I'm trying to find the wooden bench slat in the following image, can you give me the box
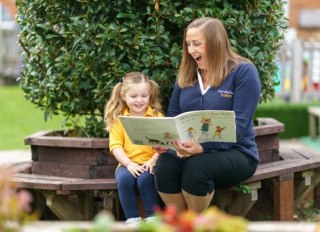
[12,173,83,190]
[11,173,117,191]
[280,145,320,160]
[12,177,62,190]
[13,173,82,181]
[245,158,320,183]
[62,179,117,191]
[293,147,320,159]
[3,161,32,174]
[12,159,320,191]
[279,146,307,160]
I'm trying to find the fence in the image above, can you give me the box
[0,21,22,84]
[276,39,320,102]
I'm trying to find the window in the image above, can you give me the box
[0,3,12,22]
[0,3,15,29]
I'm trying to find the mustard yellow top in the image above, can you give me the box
[109,106,163,165]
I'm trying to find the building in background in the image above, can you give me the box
[0,1,21,84]
[276,0,320,102]
[1,0,16,19]
[289,0,320,42]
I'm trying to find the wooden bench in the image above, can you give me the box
[10,144,320,222]
[12,172,120,221]
[213,145,320,221]
[308,106,320,139]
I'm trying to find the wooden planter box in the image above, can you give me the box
[25,130,117,179]
[254,118,285,164]
[25,117,284,179]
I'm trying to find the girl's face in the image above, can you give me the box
[122,82,150,116]
[186,27,207,70]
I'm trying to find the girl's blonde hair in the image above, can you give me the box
[178,17,250,88]
[104,72,162,130]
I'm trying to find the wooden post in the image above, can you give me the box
[78,191,94,220]
[211,182,261,217]
[227,181,261,216]
[294,170,320,208]
[313,169,320,207]
[306,39,316,100]
[100,190,121,221]
[291,39,303,103]
[273,173,294,221]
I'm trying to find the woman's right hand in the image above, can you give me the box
[172,140,204,157]
[152,146,168,154]
[126,162,145,178]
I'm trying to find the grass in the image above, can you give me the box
[0,85,65,150]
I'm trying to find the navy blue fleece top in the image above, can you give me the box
[167,62,261,162]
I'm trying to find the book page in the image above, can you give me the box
[175,110,236,143]
[119,116,179,149]
[119,110,236,150]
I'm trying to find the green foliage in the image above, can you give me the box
[255,101,320,138]
[15,0,287,137]
[236,184,252,194]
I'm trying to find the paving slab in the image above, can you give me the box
[0,149,31,165]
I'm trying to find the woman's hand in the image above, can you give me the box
[152,146,168,154]
[126,162,145,178]
[172,140,204,158]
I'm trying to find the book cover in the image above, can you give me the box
[119,110,236,149]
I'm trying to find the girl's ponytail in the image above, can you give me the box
[104,82,125,130]
[149,80,162,115]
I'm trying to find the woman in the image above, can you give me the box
[154,17,261,213]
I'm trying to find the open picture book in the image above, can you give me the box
[119,110,236,150]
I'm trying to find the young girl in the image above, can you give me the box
[104,72,163,223]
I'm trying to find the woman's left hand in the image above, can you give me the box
[172,140,204,158]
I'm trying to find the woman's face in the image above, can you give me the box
[186,27,207,70]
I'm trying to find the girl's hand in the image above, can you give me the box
[126,162,145,178]
[112,148,145,177]
[172,140,204,158]
[142,153,159,174]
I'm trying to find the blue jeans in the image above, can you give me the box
[115,165,159,219]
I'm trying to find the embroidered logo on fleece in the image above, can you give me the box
[218,89,234,98]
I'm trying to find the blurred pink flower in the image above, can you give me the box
[17,190,33,213]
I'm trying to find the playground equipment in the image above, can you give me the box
[276,39,320,102]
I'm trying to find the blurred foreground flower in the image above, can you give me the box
[0,166,37,231]
[139,204,248,232]
[65,204,247,232]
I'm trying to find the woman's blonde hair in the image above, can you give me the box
[104,72,162,130]
[178,17,250,88]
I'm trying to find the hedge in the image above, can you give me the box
[16,0,287,137]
